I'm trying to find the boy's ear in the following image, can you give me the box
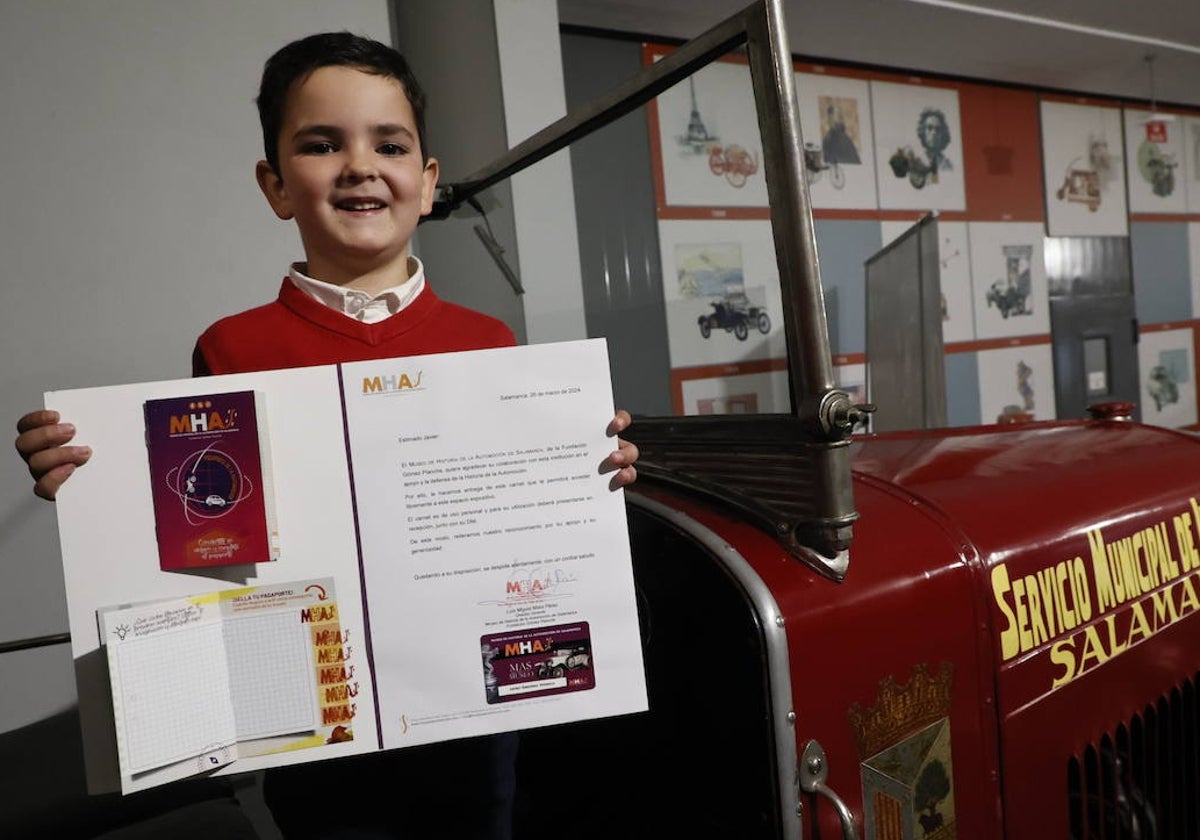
[419,157,440,217]
[256,160,294,220]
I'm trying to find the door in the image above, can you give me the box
[1049,294,1140,421]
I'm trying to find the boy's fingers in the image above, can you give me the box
[608,465,638,491]
[600,439,638,469]
[14,421,77,460]
[606,410,632,437]
[25,445,92,481]
[16,409,59,435]
[34,464,78,502]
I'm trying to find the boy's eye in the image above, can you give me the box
[301,141,337,155]
[378,143,407,156]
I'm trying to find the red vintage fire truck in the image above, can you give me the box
[454,1,1200,838]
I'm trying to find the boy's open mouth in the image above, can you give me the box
[334,197,388,211]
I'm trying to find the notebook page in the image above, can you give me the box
[100,597,238,777]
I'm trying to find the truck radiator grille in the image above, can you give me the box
[1068,674,1200,839]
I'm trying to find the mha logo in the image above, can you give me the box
[362,371,424,395]
[504,637,554,656]
[169,400,238,435]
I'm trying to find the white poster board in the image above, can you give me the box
[47,340,647,794]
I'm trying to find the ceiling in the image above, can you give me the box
[558,0,1200,110]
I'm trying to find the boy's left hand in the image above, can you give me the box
[602,410,639,491]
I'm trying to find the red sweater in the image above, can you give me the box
[193,279,517,375]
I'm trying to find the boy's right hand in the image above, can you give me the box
[14,410,92,501]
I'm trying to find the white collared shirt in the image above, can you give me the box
[289,258,426,324]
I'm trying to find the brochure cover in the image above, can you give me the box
[143,390,279,570]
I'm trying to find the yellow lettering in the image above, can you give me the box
[1050,639,1077,689]
[1152,585,1180,626]
[1072,557,1092,622]
[1013,578,1034,653]
[1024,575,1048,645]
[1037,566,1060,637]
[1174,513,1197,574]
[1126,601,1153,645]
[1089,529,1116,613]
[1102,613,1128,657]
[991,564,1021,660]
[1078,625,1110,672]
[1191,498,1200,560]
[1156,521,1177,583]
[1113,538,1136,601]
[1056,563,1077,630]
[1180,575,1200,615]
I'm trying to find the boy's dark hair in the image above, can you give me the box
[257,32,428,174]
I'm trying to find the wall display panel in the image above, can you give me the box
[795,72,879,209]
[1124,109,1188,214]
[958,84,1045,221]
[1186,116,1200,214]
[651,55,768,207]
[945,351,982,427]
[1190,223,1200,318]
[976,342,1057,423]
[881,219,974,343]
[1138,327,1197,428]
[968,222,1050,340]
[1041,100,1128,235]
[679,368,789,415]
[1130,221,1192,324]
[657,219,787,368]
[871,81,966,211]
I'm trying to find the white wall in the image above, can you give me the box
[0,0,393,734]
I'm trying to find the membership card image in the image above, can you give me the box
[482,622,595,704]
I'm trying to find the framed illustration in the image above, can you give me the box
[1185,116,1200,214]
[968,222,1050,340]
[1124,108,1188,214]
[976,342,1057,424]
[880,219,974,343]
[1041,100,1128,236]
[652,57,768,208]
[871,81,966,211]
[1138,327,1197,428]
[795,72,879,210]
[657,218,787,368]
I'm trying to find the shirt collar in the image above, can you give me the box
[288,258,426,324]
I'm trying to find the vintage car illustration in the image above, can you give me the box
[698,289,772,341]
[536,646,591,678]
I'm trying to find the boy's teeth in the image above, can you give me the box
[339,199,384,210]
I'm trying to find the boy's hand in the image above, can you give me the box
[14,410,92,501]
[601,410,639,491]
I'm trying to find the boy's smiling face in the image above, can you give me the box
[256,65,438,290]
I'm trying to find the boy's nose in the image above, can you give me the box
[340,156,378,183]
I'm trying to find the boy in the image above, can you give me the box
[16,32,637,839]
